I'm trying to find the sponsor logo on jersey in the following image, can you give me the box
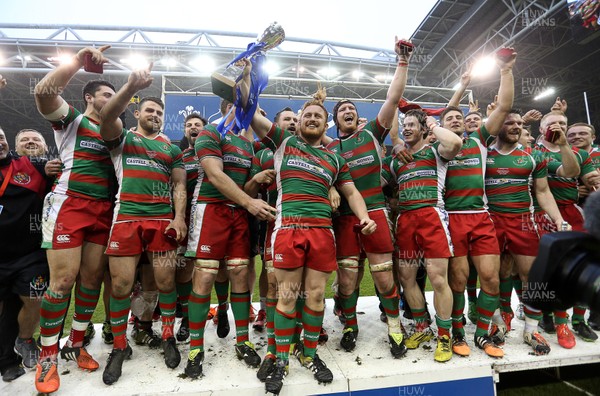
[80,139,107,152]
[405,162,417,169]
[275,254,283,261]
[487,158,495,164]
[184,162,198,171]
[341,151,353,159]
[109,241,120,249]
[397,170,435,183]
[223,155,251,168]
[200,245,211,253]
[497,168,510,175]
[485,178,523,185]
[13,172,31,185]
[286,158,332,183]
[147,150,158,159]
[448,158,480,167]
[126,157,169,173]
[56,234,71,243]
[347,155,375,168]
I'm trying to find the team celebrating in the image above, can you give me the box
[0,34,599,395]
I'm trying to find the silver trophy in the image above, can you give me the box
[211,22,285,103]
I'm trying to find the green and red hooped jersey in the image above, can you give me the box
[250,148,277,207]
[386,144,448,212]
[262,125,354,229]
[108,130,183,221]
[444,125,494,212]
[588,147,600,170]
[193,125,254,206]
[535,143,596,206]
[327,118,388,215]
[49,104,114,200]
[485,145,547,215]
[182,146,198,205]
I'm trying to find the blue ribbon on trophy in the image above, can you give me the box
[211,22,285,136]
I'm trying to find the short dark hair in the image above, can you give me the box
[184,112,208,126]
[465,111,482,119]
[139,96,164,110]
[568,122,596,137]
[440,106,463,122]
[220,99,232,116]
[274,107,293,123]
[82,80,115,102]
[508,108,523,116]
[405,109,429,139]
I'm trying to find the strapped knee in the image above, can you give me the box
[194,259,220,274]
[226,258,249,271]
[338,257,359,272]
[264,260,274,274]
[370,260,393,273]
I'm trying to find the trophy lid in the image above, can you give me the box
[258,22,285,51]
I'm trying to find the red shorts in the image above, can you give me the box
[264,221,275,262]
[447,212,500,257]
[395,206,454,260]
[105,219,177,256]
[490,212,539,256]
[42,193,112,249]
[186,203,249,260]
[333,209,394,258]
[271,227,337,272]
[559,204,584,231]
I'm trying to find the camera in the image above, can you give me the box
[526,231,600,311]
[526,191,600,311]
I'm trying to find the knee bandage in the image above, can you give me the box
[370,260,393,273]
[226,258,249,271]
[194,259,220,274]
[338,257,360,273]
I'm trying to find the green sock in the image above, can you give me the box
[110,293,132,350]
[499,276,513,313]
[214,280,229,311]
[292,297,305,344]
[302,304,324,359]
[231,291,250,344]
[176,281,193,319]
[474,289,499,337]
[70,285,100,347]
[451,291,465,337]
[340,289,359,331]
[159,289,177,340]
[436,315,452,338]
[188,292,210,352]
[378,285,399,321]
[266,298,277,355]
[274,308,296,362]
[40,289,70,358]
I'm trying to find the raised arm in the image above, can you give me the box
[237,59,273,139]
[35,45,110,115]
[553,131,580,178]
[484,49,516,135]
[100,64,154,141]
[378,37,413,128]
[426,116,462,160]
[448,65,472,108]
